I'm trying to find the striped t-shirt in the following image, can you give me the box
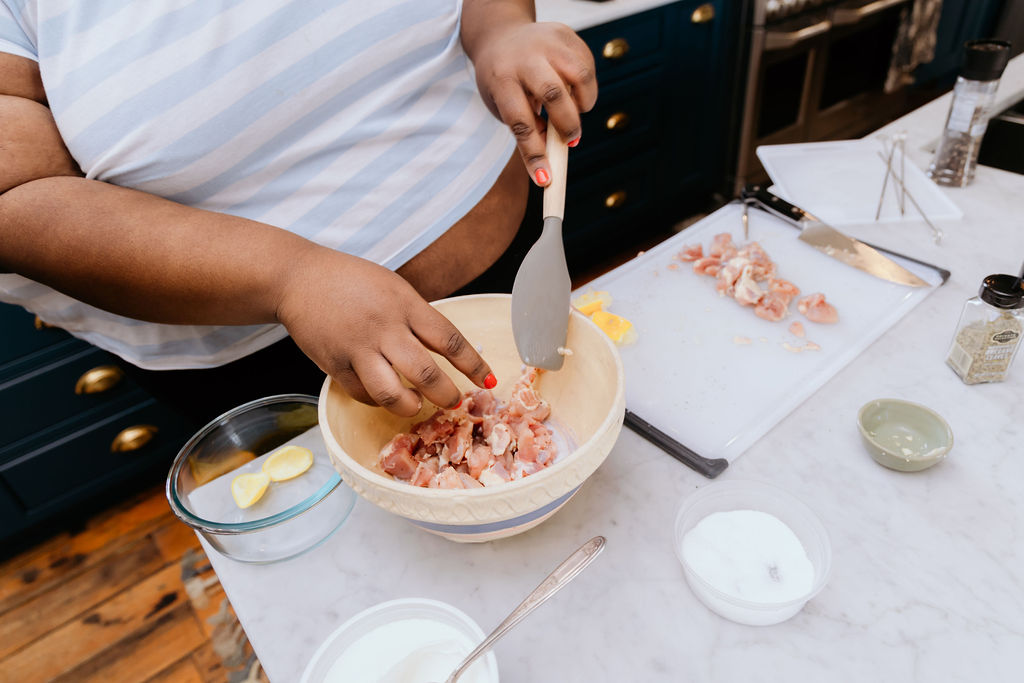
[0,0,516,369]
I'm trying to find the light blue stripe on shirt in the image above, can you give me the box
[67,0,363,158]
[165,39,453,207]
[44,0,248,103]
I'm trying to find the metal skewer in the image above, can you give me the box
[897,132,907,216]
[875,136,897,221]
[875,150,943,244]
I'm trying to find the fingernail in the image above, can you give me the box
[484,373,497,389]
[453,399,462,410]
[534,168,550,186]
[568,136,581,148]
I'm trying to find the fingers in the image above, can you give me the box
[350,354,423,417]
[383,333,463,410]
[489,74,549,187]
[408,305,493,390]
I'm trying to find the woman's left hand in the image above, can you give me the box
[463,12,597,187]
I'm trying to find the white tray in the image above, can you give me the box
[757,140,963,226]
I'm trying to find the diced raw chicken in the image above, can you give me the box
[769,278,800,303]
[733,265,764,306]
[797,293,839,323]
[754,291,789,322]
[678,244,704,261]
[708,233,733,258]
[692,256,721,276]
[379,433,420,481]
[378,367,558,489]
[789,321,806,338]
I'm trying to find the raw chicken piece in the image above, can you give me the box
[769,278,800,303]
[754,291,789,322]
[733,264,764,306]
[410,457,440,487]
[789,321,806,338]
[708,233,734,258]
[692,256,722,276]
[715,256,750,295]
[379,433,420,481]
[430,466,465,489]
[678,244,704,261]
[797,293,839,323]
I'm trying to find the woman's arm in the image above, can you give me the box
[461,0,598,187]
[0,54,491,417]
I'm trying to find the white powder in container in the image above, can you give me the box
[324,618,489,683]
[681,509,814,605]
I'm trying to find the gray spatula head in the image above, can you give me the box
[511,216,571,370]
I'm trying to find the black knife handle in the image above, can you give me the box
[740,184,809,224]
[624,410,729,479]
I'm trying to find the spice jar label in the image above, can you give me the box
[992,329,1020,344]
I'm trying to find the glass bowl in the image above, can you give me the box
[673,480,832,626]
[166,394,356,564]
[301,598,499,683]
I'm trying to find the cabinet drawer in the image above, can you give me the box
[574,73,662,171]
[1,396,194,512]
[564,151,659,242]
[0,302,72,367]
[0,347,141,449]
[580,7,668,84]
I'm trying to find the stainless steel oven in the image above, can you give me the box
[734,0,914,190]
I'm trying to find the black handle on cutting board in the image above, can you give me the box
[740,184,810,223]
[624,410,729,479]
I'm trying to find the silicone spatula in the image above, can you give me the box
[511,127,570,371]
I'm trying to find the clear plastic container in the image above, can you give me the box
[674,480,832,626]
[928,40,1011,187]
[946,274,1024,385]
[166,394,356,564]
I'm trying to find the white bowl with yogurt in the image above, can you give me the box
[674,480,832,626]
[301,598,499,683]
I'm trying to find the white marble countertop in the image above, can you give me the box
[201,56,1024,682]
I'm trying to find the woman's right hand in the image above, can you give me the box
[275,245,493,417]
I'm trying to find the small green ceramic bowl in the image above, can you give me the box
[857,399,954,472]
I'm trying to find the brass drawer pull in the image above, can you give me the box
[75,365,125,395]
[691,3,715,24]
[604,191,628,209]
[602,38,630,61]
[111,425,158,453]
[34,316,54,330]
[605,112,631,131]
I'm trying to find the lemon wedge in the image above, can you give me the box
[262,445,314,482]
[231,471,270,509]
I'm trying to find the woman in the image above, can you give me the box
[0,0,597,422]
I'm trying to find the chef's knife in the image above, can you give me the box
[740,184,930,288]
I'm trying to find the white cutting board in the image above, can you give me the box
[577,203,945,465]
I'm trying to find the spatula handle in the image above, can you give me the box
[542,127,569,220]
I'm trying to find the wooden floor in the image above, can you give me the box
[0,485,264,683]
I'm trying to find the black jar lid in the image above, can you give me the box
[979,274,1024,309]
[961,40,1012,82]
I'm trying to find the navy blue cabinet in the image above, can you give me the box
[914,0,1006,86]
[564,1,742,268]
[0,302,198,546]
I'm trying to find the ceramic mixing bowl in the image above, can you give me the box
[319,293,625,542]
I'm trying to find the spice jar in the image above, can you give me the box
[946,274,1024,384]
[927,40,1011,187]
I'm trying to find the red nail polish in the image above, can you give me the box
[568,136,581,148]
[534,168,550,185]
[453,399,462,410]
[484,373,497,389]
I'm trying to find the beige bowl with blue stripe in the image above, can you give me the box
[318,293,625,542]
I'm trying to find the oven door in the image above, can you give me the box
[808,0,912,139]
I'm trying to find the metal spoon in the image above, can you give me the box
[436,536,606,683]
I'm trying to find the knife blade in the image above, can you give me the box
[740,184,930,288]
